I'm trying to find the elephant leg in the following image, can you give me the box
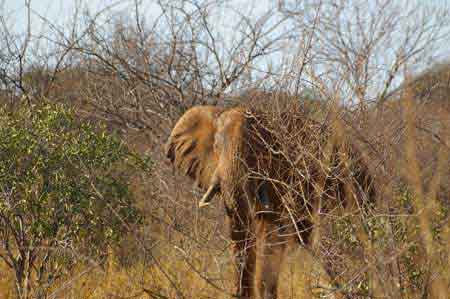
[228,211,256,299]
[254,216,286,299]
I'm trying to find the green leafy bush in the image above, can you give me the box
[0,100,149,299]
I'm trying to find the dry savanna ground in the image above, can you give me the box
[1,247,335,298]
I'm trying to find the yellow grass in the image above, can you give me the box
[0,247,336,299]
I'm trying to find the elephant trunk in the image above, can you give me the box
[221,132,248,210]
[198,110,248,208]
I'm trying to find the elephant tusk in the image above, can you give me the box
[198,183,220,208]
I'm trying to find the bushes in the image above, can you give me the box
[0,100,149,299]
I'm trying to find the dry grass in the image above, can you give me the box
[1,247,335,299]
[0,261,14,299]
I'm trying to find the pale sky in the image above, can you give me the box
[2,0,274,34]
[4,0,450,30]
[3,0,162,34]
[2,0,450,76]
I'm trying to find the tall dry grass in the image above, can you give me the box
[1,247,337,299]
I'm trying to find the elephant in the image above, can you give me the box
[165,105,376,299]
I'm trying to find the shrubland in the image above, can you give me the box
[0,0,449,298]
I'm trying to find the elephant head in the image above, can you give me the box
[165,106,276,210]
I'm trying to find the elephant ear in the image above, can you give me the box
[165,106,224,189]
